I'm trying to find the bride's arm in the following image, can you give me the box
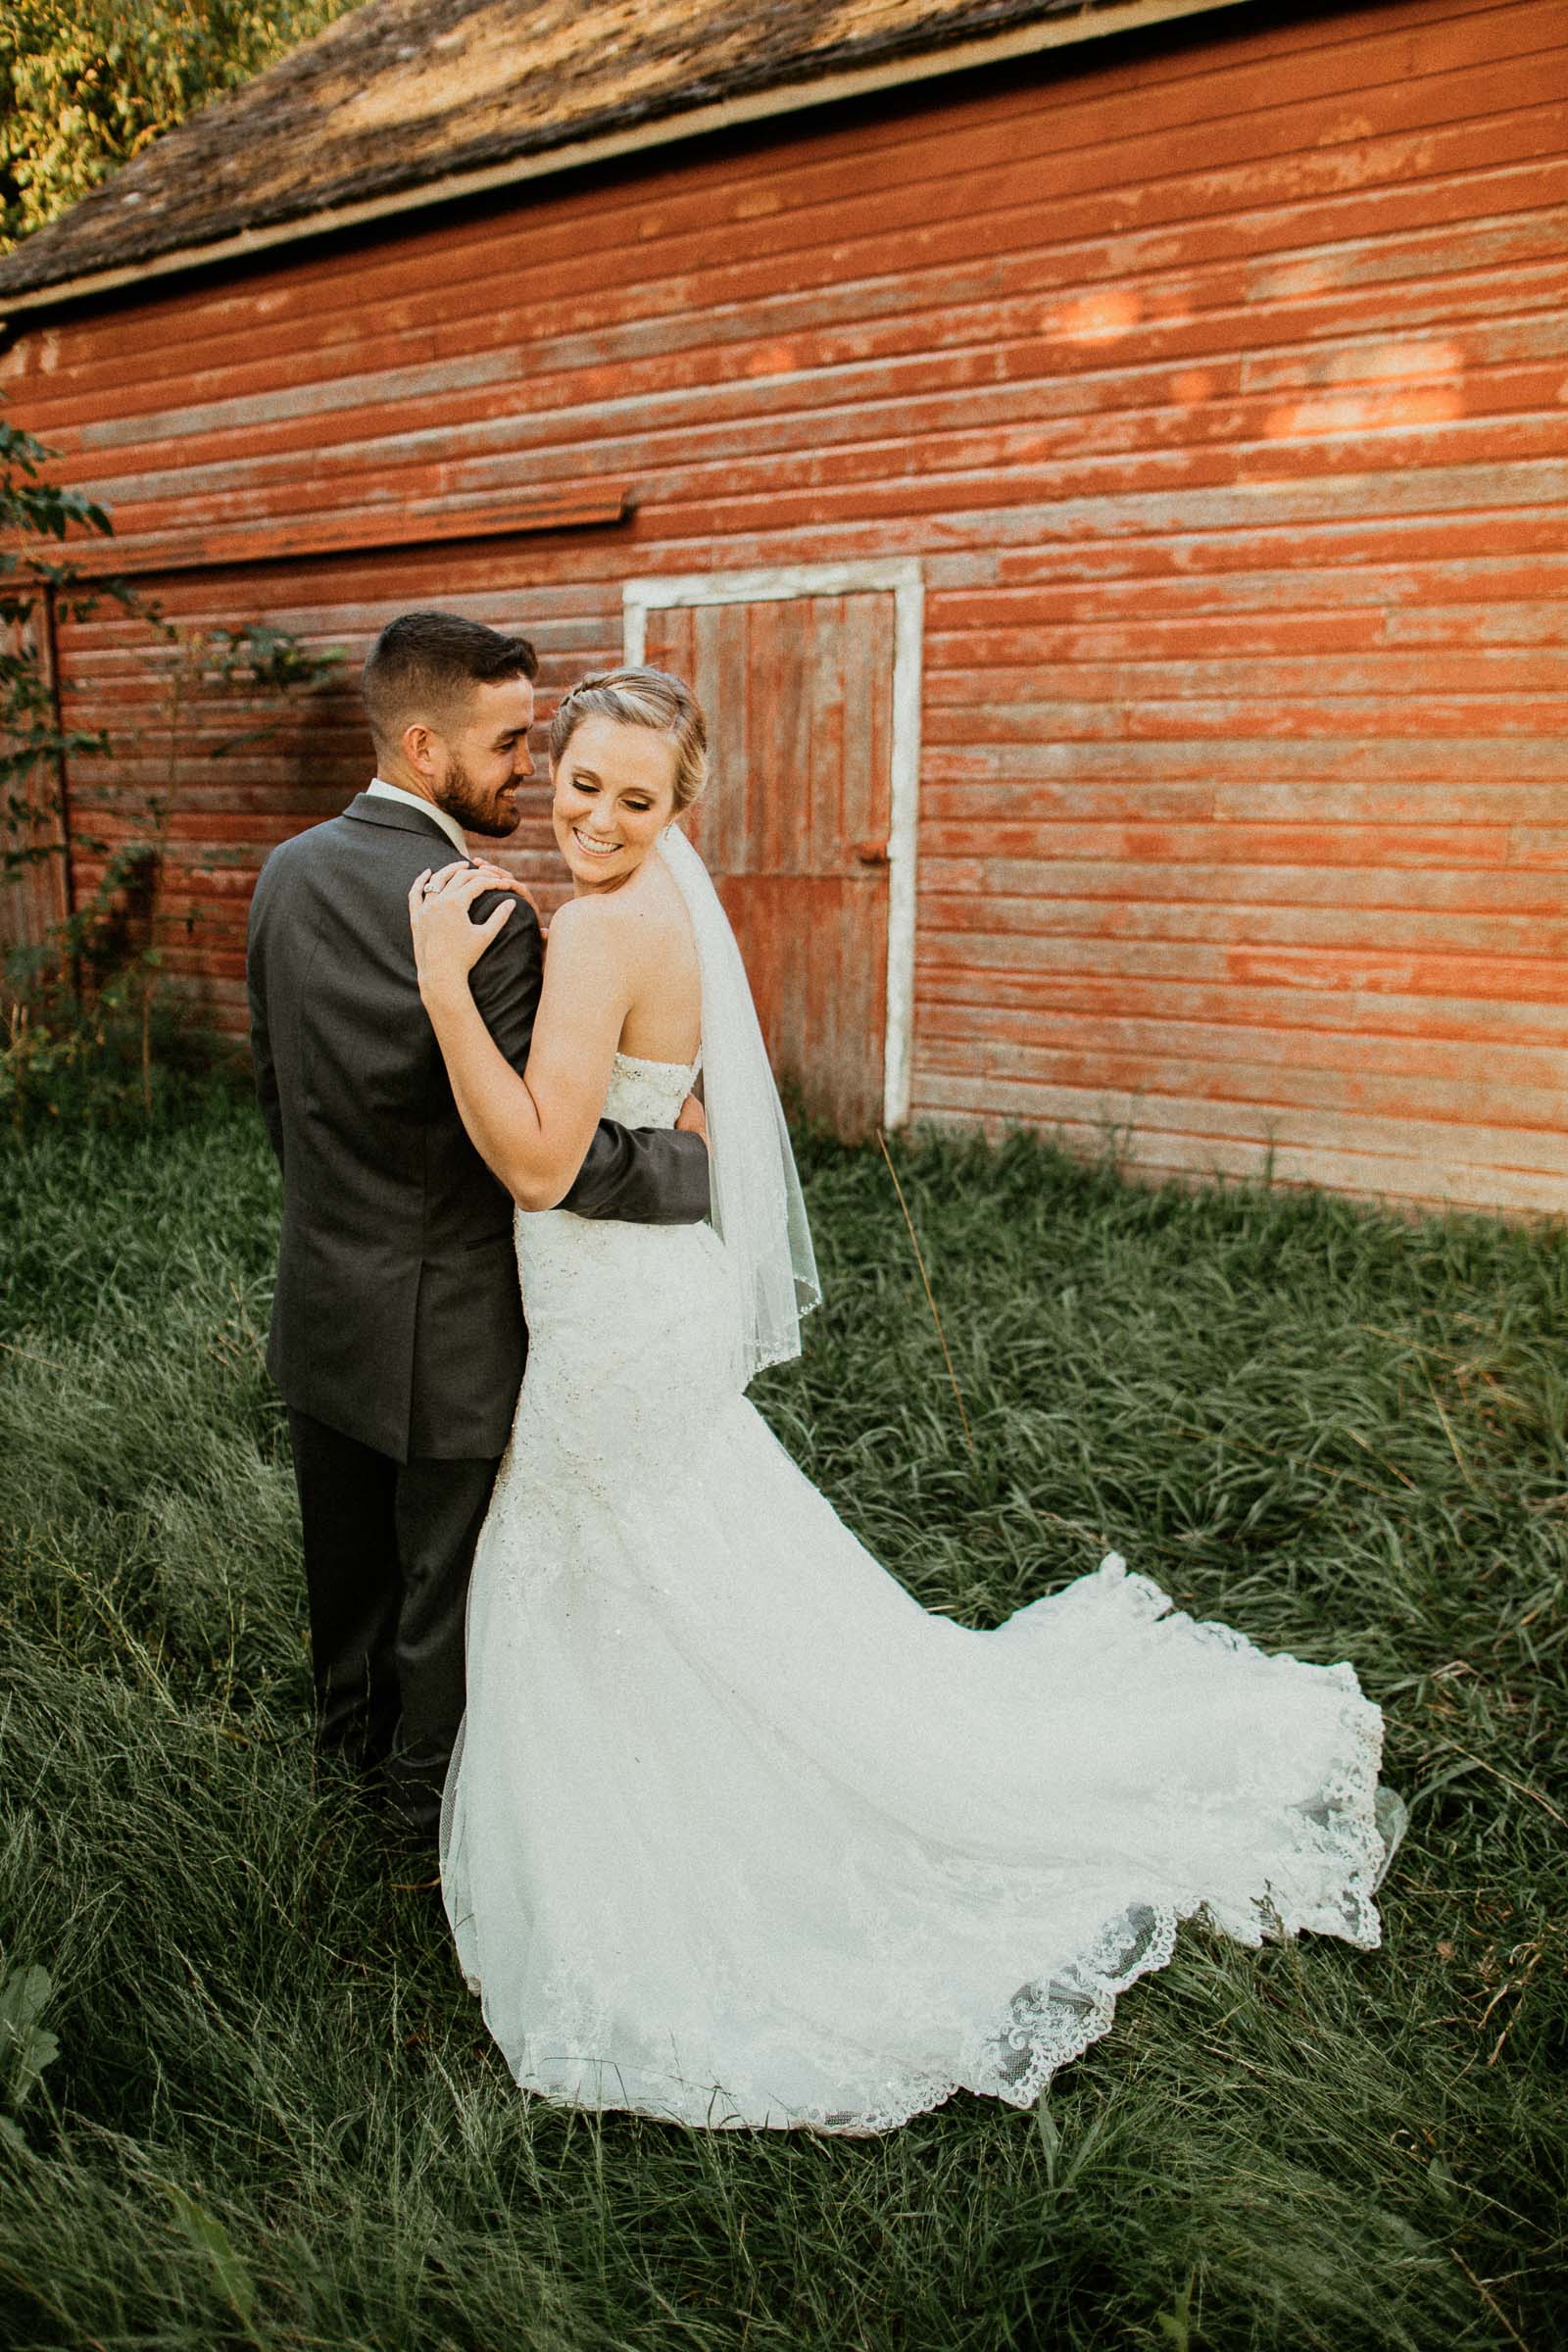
[410,863,630,1210]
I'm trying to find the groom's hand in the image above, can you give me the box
[676,1093,709,1150]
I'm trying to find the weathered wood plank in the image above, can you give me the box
[56,484,633,578]
[909,1067,1568,1184]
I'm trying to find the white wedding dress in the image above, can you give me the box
[439,1047,1398,2134]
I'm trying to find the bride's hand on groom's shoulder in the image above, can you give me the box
[465,858,548,939]
[461,858,545,926]
[409,861,524,1000]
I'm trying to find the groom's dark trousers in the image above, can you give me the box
[283,1409,500,1824]
[246,790,710,1838]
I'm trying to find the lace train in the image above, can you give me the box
[440,1055,1399,2133]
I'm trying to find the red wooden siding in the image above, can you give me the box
[0,598,71,958]
[3,0,1565,1209]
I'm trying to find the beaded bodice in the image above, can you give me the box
[601,1048,701,1130]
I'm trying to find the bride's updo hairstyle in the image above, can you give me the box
[549,667,709,815]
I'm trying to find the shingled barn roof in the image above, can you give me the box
[0,0,1245,312]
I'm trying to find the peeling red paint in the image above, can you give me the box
[3,0,1564,1210]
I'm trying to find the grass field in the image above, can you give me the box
[0,1090,1563,2351]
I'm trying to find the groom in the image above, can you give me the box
[246,611,710,1848]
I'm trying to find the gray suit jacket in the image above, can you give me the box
[245,791,710,1461]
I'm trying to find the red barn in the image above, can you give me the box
[1,0,1564,1209]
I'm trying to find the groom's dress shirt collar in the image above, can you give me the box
[366,776,468,860]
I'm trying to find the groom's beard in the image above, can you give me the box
[436,755,523,840]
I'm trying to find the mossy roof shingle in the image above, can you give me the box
[0,0,1229,306]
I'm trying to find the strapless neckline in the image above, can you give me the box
[598,1048,702,1134]
[612,1047,701,1081]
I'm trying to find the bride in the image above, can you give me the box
[406,664,1401,2134]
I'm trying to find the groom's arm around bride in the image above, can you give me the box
[245,610,710,1848]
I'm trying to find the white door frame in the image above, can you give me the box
[623,559,923,1131]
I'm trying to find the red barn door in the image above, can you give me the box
[635,581,908,1142]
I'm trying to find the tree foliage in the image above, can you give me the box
[0,0,361,254]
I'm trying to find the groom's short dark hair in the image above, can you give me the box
[362,612,539,755]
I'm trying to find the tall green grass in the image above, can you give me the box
[1,1093,1563,2349]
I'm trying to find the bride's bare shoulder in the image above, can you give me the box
[552,858,693,964]
[550,857,700,1057]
